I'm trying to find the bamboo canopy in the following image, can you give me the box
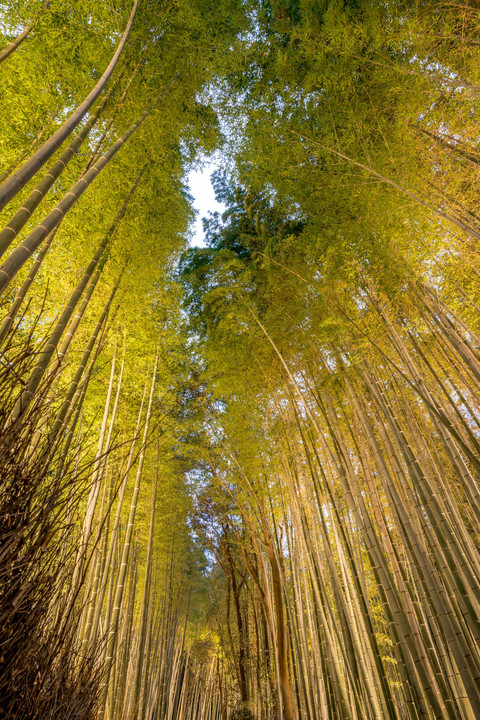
[1,2,480,719]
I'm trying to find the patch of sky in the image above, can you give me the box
[186,155,227,248]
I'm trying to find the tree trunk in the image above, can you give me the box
[0,0,138,210]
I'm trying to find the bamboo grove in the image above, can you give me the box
[2,1,480,720]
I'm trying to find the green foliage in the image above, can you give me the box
[3,2,480,718]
